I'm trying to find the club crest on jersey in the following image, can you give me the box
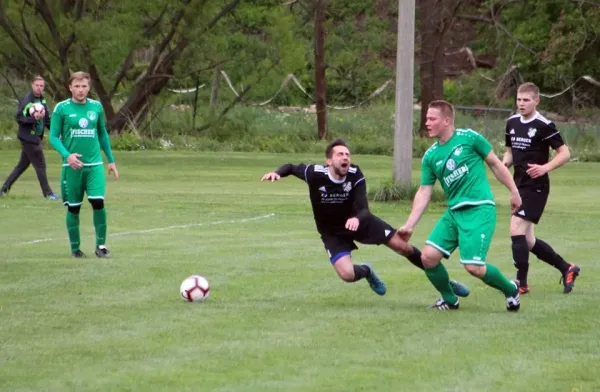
[78,118,89,128]
[453,146,463,156]
[528,128,537,138]
[446,158,456,171]
[343,182,352,192]
[87,111,97,121]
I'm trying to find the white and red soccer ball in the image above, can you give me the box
[29,103,45,117]
[180,275,210,302]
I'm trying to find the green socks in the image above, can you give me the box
[482,263,518,297]
[424,263,458,304]
[66,211,80,253]
[93,208,107,247]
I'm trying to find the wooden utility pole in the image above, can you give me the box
[314,0,328,139]
[393,0,415,183]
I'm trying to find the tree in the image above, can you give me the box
[417,0,462,135]
[314,0,328,139]
[393,0,415,184]
[0,1,242,133]
[464,0,600,112]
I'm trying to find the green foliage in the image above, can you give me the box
[474,0,600,112]
[443,75,513,108]
[367,179,447,203]
[111,132,146,151]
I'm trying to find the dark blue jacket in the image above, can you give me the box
[16,92,51,144]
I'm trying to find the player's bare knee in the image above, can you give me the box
[337,270,355,282]
[421,246,442,268]
[332,256,355,282]
[464,264,485,278]
[525,226,536,250]
[334,265,355,282]
[88,198,104,210]
[509,215,529,236]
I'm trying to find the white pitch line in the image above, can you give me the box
[15,213,275,246]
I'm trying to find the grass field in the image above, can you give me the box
[1,150,598,392]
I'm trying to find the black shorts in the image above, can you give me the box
[320,214,396,264]
[514,185,549,224]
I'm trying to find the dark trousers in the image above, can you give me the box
[2,140,53,196]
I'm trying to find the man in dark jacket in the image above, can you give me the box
[0,76,58,199]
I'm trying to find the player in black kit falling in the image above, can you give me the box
[503,82,580,294]
[261,138,470,297]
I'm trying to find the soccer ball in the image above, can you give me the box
[180,275,210,302]
[29,103,45,116]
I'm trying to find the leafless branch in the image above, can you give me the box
[19,4,54,74]
[204,0,243,31]
[147,1,191,73]
[34,0,64,57]
[440,1,463,38]
[142,4,169,37]
[0,68,20,101]
[570,0,600,6]
[34,32,61,61]
[110,49,136,97]
[456,13,537,55]
[63,0,85,51]
[83,45,117,121]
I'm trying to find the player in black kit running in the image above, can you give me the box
[503,82,580,294]
[261,138,470,297]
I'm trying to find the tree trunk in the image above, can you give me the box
[108,62,174,132]
[314,0,328,139]
[419,0,444,136]
[418,0,462,135]
[393,0,415,184]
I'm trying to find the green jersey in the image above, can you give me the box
[49,98,115,166]
[421,128,494,210]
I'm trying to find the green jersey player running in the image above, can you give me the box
[398,100,522,311]
[49,72,119,258]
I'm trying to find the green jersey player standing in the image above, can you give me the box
[398,100,522,311]
[49,72,119,258]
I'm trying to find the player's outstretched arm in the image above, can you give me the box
[398,185,433,241]
[261,163,308,182]
[502,147,513,168]
[484,151,521,213]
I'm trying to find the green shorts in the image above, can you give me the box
[425,204,496,265]
[61,164,105,207]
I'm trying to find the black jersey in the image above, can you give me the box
[276,163,369,234]
[505,112,565,188]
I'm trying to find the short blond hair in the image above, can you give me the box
[517,82,539,97]
[32,75,44,82]
[428,100,455,121]
[69,71,91,85]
